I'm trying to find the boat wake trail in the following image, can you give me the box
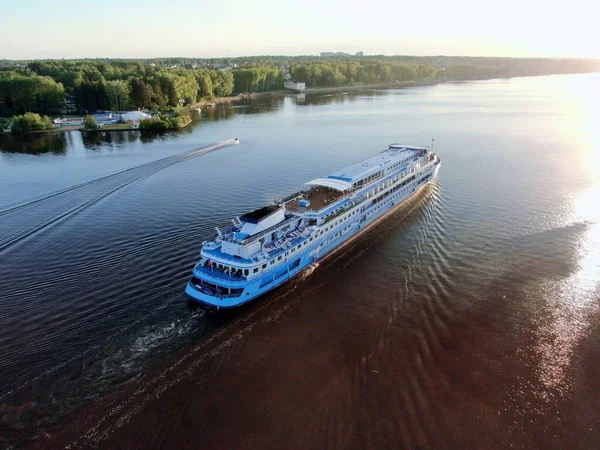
[0,139,237,254]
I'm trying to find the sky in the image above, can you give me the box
[1,0,598,59]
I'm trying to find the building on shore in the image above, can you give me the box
[284,82,305,92]
[121,111,150,124]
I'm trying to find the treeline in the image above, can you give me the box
[0,61,238,115]
[1,56,599,116]
[288,57,600,88]
[0,71,65,115]
[0,60,287,116]
[11,112,54,133]
[290,61,437,87]
[138,108,191,131]
[232,67,283,93]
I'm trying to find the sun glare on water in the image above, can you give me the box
[527,73,600,400]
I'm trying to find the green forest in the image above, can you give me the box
[0,61,239,116]
[0,61,286,117]
[289,61,437,86]
[1,55,598,118]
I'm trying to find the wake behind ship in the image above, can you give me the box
[185,143,441,308]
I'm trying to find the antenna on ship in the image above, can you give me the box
[431,137,435,150]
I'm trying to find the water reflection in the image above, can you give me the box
[0,132,67,155]
[139,130,184,144]
[533,186,600,399]
[81,130,139,150]
[299,89,396,106]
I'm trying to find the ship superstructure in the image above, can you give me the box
[186,144,441,307]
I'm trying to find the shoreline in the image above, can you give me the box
[188,80,440,107]
[1,72,590,136]
[300,79,440,94]
[2,118,194,136]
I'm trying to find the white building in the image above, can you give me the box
[284,82,306,91]
[121,111,150,124]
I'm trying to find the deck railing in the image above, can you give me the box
[220,215,301,245]
[194,264,248,284]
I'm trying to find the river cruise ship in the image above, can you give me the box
[185,143,441,308]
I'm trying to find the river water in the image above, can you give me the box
[1,74,599,449]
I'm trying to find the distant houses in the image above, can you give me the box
[92,113,114,123]
[53,118,84,127]
[52,110,151,128]
[148,61,238,71]
[320,51,364,57]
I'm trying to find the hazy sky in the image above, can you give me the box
[2,0,597,59]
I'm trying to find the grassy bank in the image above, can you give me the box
[300,80,439,94]
[1,116,194,135]
[189,90,290,109]
[80,123,135,132]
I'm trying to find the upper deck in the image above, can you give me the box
[285,185,346,212]
[326,145,428,184]
[286,144,428,213]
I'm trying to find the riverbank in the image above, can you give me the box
[0,72,574,137]
[0,77,493,136]
[300,80,440,94]
[1,119,193,135]
[80,124,134,132]
[189,90,290,109]
[188,81,439,107]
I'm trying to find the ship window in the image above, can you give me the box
[278,256,283,261]
[262,264,267,269]
[253,268,258,273]
[270,260,275,265]
[244,269,249,276]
